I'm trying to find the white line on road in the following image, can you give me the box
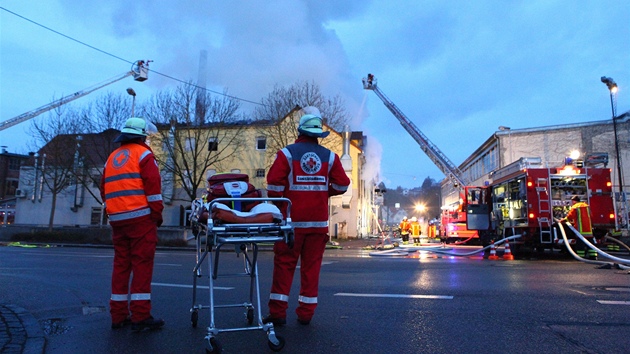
[152,282,234,290]
[334,293,453,299]
[597,300,630,305]
[297,261,336,269]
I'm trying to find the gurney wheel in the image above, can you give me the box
[191,310,199,328]
[246,308,254,325]
[267,334,285,352]
[206,337,222,354]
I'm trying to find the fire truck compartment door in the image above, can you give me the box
[466,204,490,230]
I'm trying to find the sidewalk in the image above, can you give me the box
[0,304,45,354]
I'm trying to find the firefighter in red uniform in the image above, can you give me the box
[399,216,411,244]
[561,195,596,259]
[264,106,350,326]
[101,117,165,331]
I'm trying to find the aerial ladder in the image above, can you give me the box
[0,60,151,131]
[362,73,470,188]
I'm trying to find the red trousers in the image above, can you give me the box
[268,232,328,321]
[109,219,158,323]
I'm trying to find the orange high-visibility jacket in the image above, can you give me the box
[566,201,592,235]
[399,220,411,234]
[101,142,163,226]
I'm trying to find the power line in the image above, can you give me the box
[0,6,264,107]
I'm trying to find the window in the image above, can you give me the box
[90,207,107,225]
[255,169,265,178]
[185,137,196,152]
[5,179,18,196]
[256,136,267,150]
[208,137,218,151]
[8,158,21,171]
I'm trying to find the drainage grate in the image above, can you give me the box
[42,318,70,336]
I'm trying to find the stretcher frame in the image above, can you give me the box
[189,197,294,353]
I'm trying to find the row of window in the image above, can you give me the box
[182,136,267,152]
[461,146,498,183]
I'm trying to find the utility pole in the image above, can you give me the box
[601,76,626,229]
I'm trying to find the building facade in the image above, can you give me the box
[0,148,31,225]
[13,111,372,238]
[441,114,630,222]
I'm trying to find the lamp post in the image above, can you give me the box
[601,76,625,228]
[126,87,137,117]
[498,126,512,165]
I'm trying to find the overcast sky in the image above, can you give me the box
[1,1,629,189]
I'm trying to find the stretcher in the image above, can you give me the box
[189,197,294,353]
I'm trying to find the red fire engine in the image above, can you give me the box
[466,157,616,255]
[363,74,617,252]
[440,197,479,243]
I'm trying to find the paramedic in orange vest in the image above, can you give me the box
[399,216,411,244]
[410,216,422,244]
[101,117,165,331]
[264,106,350,326]
[561,195,596,259]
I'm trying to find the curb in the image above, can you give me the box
[1,304,45,354]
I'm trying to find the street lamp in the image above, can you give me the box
[498,126,512,165]
[126,87,137,117]
[601,76,625,228]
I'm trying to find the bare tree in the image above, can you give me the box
[144,83,247,202]
[254,80,350,130]
[29,105,81,230]
[253,81,351,166]
[71,92,131,204]
[81,92,131,132]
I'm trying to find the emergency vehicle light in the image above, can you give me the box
[529,213,535,219]
[558,165,579,175]
[607,181,612,187]
[610,213,615,219]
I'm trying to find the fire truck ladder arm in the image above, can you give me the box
[0,60,150,132]
[363,74,469,187]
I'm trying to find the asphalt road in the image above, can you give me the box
[1,244,629,354]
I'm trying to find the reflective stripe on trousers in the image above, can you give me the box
[111,293,151,301]
[270,293,289,302]
[298,295,317,304]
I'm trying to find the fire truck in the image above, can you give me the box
[466,156,617,255]
[362,74,477,243]
[362,74,617,250]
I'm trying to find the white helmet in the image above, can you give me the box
[298,106,330,138]
[115,117,157,142]
[410,217,417,222]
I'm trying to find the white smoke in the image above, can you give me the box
[361,136,382,185]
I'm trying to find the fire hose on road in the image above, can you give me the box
[556,220,630,270]
[368,235,523,257]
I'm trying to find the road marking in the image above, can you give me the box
[605,287,630,292]
[297,261,336,269]
[155,263,182,267]
[152,282,233,290]
[334,293,453,299]
[597,300,630,305]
